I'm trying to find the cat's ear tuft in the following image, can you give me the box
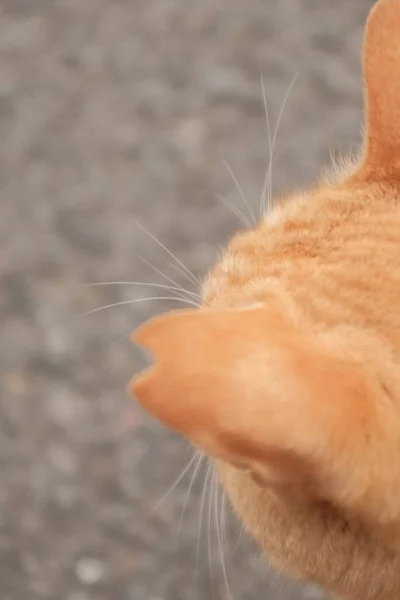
[356,0,400,180]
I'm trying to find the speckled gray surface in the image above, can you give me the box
[1,1,375,599]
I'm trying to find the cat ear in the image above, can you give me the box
[355,0,400,180]
[129,306,398,524]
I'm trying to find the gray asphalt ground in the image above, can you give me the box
[1,1,375,599]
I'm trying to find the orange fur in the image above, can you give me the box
[130,1,400,598]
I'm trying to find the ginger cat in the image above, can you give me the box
[130,1,400,598]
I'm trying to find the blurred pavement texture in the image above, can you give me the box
[1,1,374,599]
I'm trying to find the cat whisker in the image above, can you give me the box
[177,452,204,535]
[83,295,201,317]
[150,451,200,515]
[260,72,273,216]
[133,219,201,288]
[221,156,257,226]
[79,280,202,304]
[216,193,252,228]
[195,460,212,582]
[235,522,245,552]
[133,252,207,305]
[222,492,228,553]
[79,280,202,298]
[260,148,288,217]
[271,70,301,164]
[215,478,235,600]
[260,70,301,216]
[208,466,217,600]
[112,330,138,346]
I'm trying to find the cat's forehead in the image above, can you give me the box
[202,229,256,303]
[202,191,313,297]
[203,232,281,308]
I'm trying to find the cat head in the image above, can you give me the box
[130,1,400,597]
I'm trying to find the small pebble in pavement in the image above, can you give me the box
[76,558,105,585]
